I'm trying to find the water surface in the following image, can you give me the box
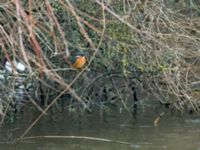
[0,107,200,150]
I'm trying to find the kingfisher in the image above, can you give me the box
[66,52,87,69]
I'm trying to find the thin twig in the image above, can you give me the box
[20,135,133,146]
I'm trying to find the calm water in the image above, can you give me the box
[1,107,200,150]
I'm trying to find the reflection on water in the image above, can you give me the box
[1,107,200,150]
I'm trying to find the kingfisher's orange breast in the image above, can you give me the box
[72,56,86,69]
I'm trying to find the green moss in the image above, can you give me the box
[107,21,135,42]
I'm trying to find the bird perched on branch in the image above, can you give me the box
[65,52,87,69]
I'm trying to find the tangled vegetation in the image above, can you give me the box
[0,0,200,125]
